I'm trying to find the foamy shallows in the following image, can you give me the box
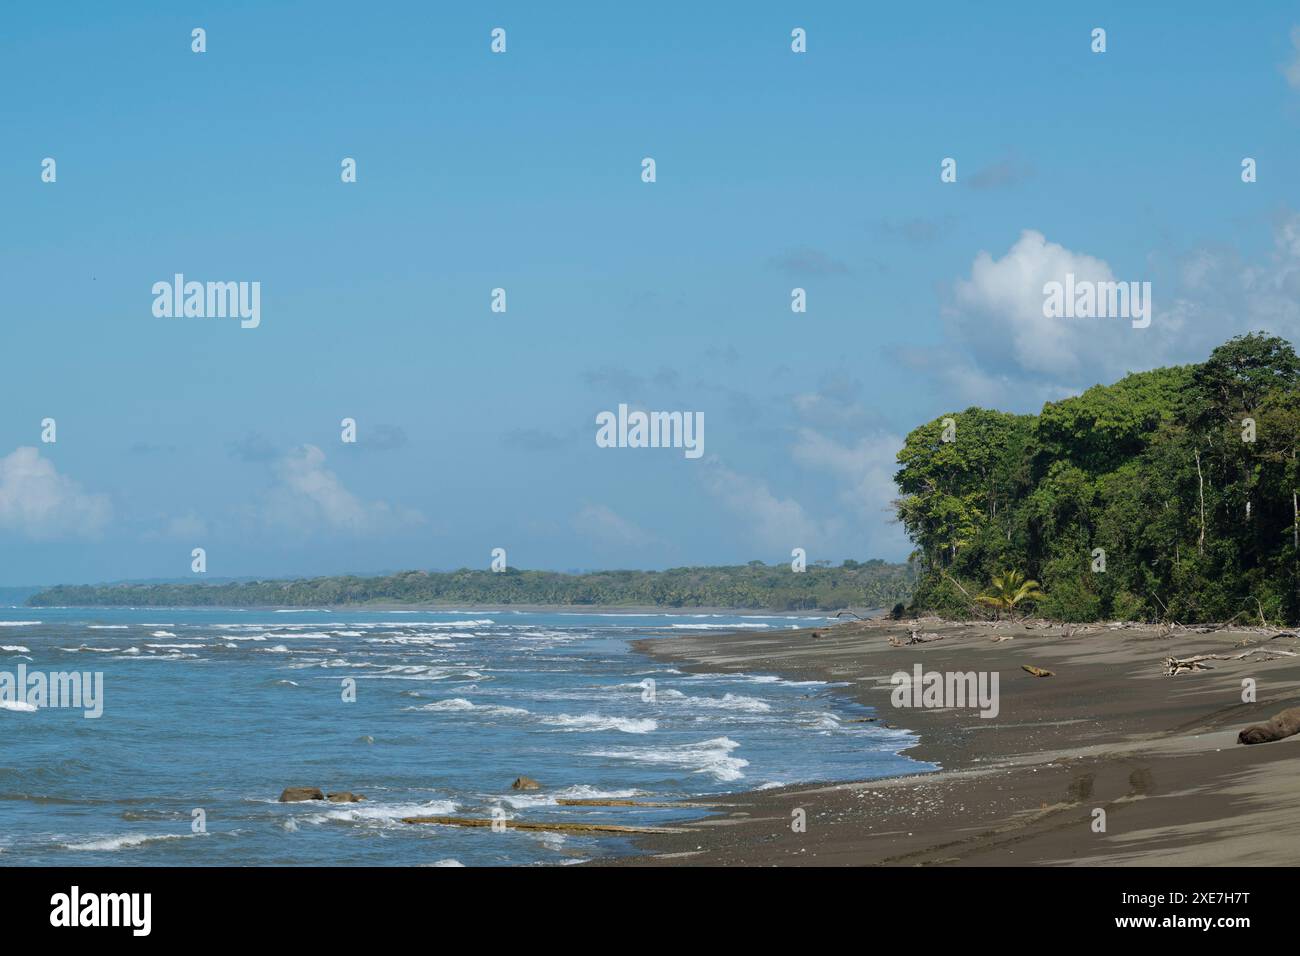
[0,607,929,867]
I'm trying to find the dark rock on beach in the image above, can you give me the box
[278,787,325,802]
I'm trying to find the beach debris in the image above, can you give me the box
[1238,706,1300,745]
[326,792,366,803]
[1021,665,1054,678]
[510,776,542,790]
[811,631,821,640]
[991,635,1014,643]
[1163,652,1259,676]
[278,787,325,802]
[401,815,684,834]
[889,628,943,647]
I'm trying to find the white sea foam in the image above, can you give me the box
[297,799,457,827]
[62,832,195,851]
[0,621,40,627]
[151,631,178,638]
[588,736,748,781]
[500,785,642,810]
[407,698,529,718]
[669,623,772,630]
[1,646,30,653]
[0,700,38,713]
[686,693,771,713]
[541,713,657,734]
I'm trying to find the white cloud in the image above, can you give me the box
[0,447,111,539]
[791,428,899,518]
[790,429,910,556]
[573,504,656,549]
[952,229,1132,381]
[257,444,423,535]
[917,214,1300,412]
[699,457,836,552]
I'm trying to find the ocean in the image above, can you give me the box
[0,607,930,866]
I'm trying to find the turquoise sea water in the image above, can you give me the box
[0,607,928,866]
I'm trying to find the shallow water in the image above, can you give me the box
[0,607,929,866]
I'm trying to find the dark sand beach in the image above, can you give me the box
[600,617,1300,866]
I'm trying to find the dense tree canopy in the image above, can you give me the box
[895,334,1300,623]
[28,561,915,612]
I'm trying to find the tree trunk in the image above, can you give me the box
[1195,448,1205,556]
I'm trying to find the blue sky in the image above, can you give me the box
[2,1,1299,584]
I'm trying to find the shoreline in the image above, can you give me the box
[12,604,856,617]
[596,616,1300,865]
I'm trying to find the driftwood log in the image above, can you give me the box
[1163,650,1298,676]
[1238,707,1300,745]
[889,628,944,647]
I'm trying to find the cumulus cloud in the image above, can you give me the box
[573,504,657,549]
[915,212,1300,411]
[257,444,423,535]
[0,447,111,539]
[699,458,836,552]
[952,229,1130,382]
[791,429,900,518]
[789,428,911,559]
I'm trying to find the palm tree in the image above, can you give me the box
[976,570,1045,619]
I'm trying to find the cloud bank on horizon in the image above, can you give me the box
[3,4,1299,583]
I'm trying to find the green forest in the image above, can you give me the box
[896,333,1300,624]
[27,560,915,612]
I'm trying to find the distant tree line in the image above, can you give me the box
[28,560,916,612]
[895,333,1300,623]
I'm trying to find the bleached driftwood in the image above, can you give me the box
[1163,649,1298,676]
[889,627,943,647]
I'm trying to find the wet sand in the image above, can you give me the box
[599,617,1300,865]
